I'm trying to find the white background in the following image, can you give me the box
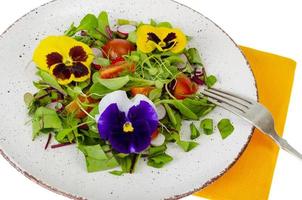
[0,0,301,199]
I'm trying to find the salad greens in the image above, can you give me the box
[24,11,235,175]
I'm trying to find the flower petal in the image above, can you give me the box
[46,52,63,68]
[51,63,72,85]
[33,36,94,72]
[97,103,126,140]
[108,120,152,153]
[69,46,88,62]
[127,100,158,133]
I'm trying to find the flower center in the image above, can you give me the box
[64,57,73,66]
[123,122,134,133]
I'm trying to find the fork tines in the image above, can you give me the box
[201,88,253,115]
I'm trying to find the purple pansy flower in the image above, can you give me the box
[96,91,158,154]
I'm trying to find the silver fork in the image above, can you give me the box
[201,87,302,160]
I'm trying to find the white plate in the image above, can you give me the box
[0,0,257,199]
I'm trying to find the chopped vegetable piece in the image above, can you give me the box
[200,118,214,135]
[190,123,201,139]
[218,119,234,139]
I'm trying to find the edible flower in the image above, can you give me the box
[33,36,93,85]
[96,91,158,154]
[136,25,187,53]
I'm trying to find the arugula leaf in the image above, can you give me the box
[190,123,201,139]
[78,144,119,172]
[185,48,203,66]
[97,11,110,37]
[205,75,217,88]
[32,107,62,139]
[200,118,214,135]
[177,140,199,152]
[218,119,234,139]
[36,71,66,96]
[97,76,130,90]
[76,14,98,32]
[149,88,162,101]
[147,153,173,168]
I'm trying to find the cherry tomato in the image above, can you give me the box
[173,74,198,99]
[130,87,154,96]
[102,39,135,60]
[99,61,135,79]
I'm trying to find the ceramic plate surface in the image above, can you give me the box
[0,0,257,199]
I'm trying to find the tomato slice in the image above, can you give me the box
[99,61,136,79]
[111,56,125,65]
[130,87,154,96]
[173,74,198,99]
[102,39,136,60]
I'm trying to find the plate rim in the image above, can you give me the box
[0,0,259,199]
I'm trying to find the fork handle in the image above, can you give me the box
[269,131,302,160]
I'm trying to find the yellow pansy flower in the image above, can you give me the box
[136,25,187,53]
[33,36,93,85]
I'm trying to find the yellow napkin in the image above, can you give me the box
[194,46,296,200]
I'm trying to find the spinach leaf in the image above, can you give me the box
[36,71,66,96]
[76,14,98,32]
[97,11,110,37]
[200,118,214,135]
[147,153,173,168]
[97,76,130,90]
[218,119,234,139]
[89,83,113,99]
[190,123,201,139]
[185,48,203,66]
[78,144,119,172]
